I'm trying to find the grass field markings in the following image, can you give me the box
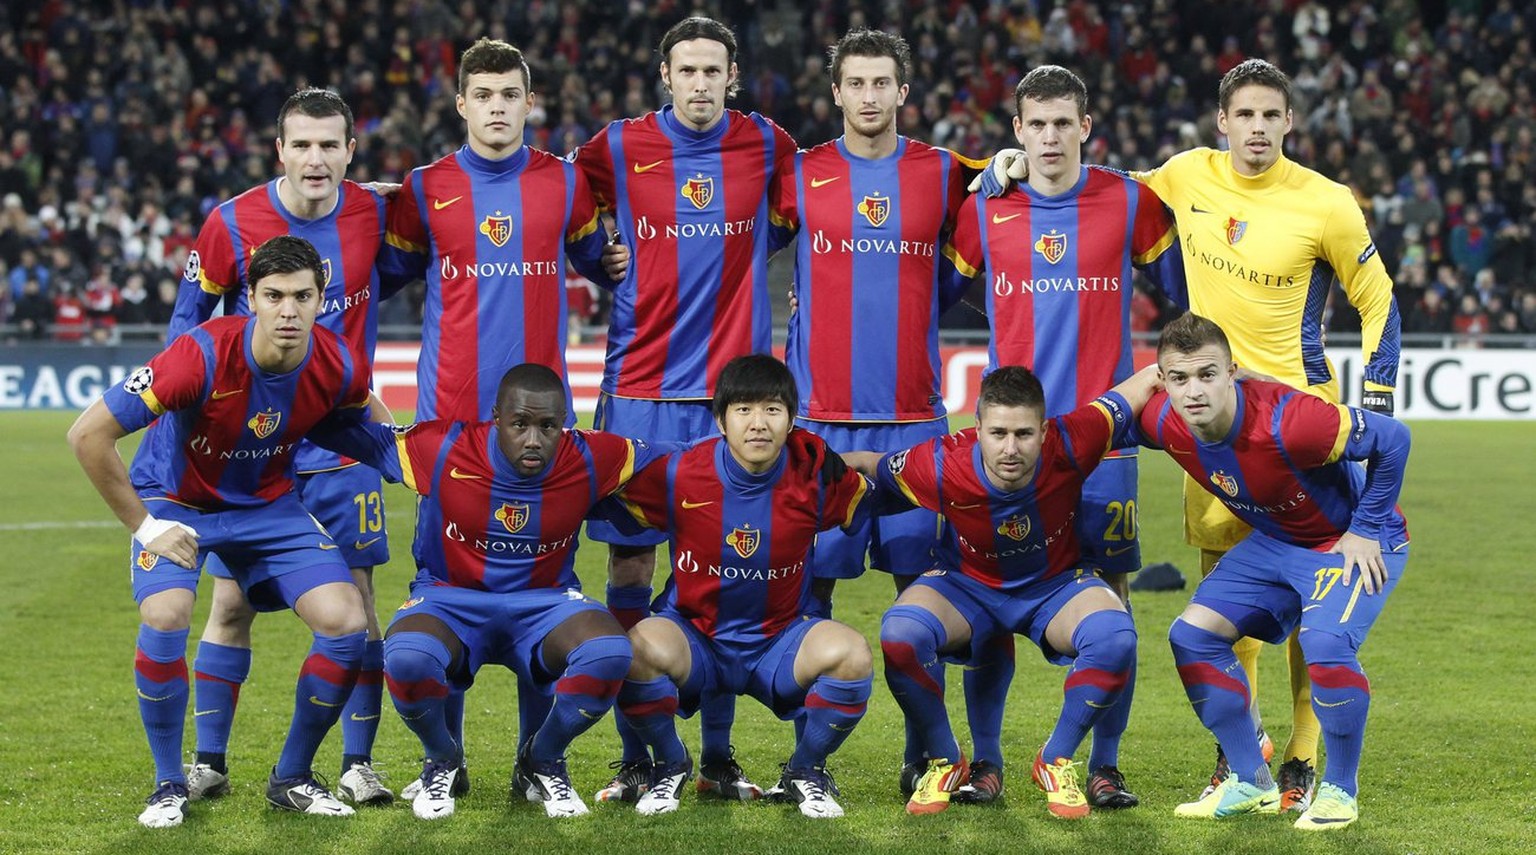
[0,520,120,531]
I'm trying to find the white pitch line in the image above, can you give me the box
[0,520,120,532]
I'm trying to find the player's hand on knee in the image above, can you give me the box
[967,148,1027,197]
[1330,531,1386,595]
[136,515,200,569]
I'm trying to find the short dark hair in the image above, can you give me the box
[1013,65,1088,117]
[976,366,1046,416]
[660,16,738,66]
[712,354,797,420]
[459,37,531,94]
[1218,58,1292,111]
[1156,312,1233,361]
[828,28,911,87]
[277,88,354,142]
[496,363,568,414]
[247,235,324,292]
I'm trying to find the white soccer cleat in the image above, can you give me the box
[265,769,355,817]
[137,782,189,828]
[339,761,395,806]
[517,758,590,818]
[780,767,844,819]
[411,760,460,820]
[183,762,230,801]
[635,754,692,816]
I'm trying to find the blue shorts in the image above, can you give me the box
[656,608,820,719]
[908,567,1113,666]
[388,577,610,690]
[1191,530,1408,648]
[1076,454,1140,576]
[205,464,388,579]
[799,419,947,580]
[131,494,353,612]
[587,394,716,547]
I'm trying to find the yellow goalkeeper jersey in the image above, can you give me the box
[1137,149,1399,401]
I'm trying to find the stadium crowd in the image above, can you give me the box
[2,0,1534,344]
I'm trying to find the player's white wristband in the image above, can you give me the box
[133,514,199,544]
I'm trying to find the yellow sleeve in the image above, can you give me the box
[1320,187,1399,392]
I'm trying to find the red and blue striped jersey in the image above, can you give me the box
[615,430,870,643]
[103,316,370,510]
[332,420,657,592]
[382,145,608,421]
[770,137,969,422]
[876,394,1134,592]
[1138,379,1410,550]
[577,106,796,400]
[167,179,388,472]
[944,166,1184,416]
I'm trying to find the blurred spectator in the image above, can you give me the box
[1452,292,1492,335]
[115,272,155,327]
[52,285,87,342]
[1405,286,1453,334]
[1450,207,1493,279]
[14,278,51,339]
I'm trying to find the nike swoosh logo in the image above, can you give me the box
[578,708,602,720]
[318,542,339,550]
[193,709,221,717]
[1085,700,1114,709]
[1190,697,1208,705]
[137,689,174,702]
[681,499,714,509]
[449,468,482,480]
[210,389,242,400]
[349,712,381,721]
[354,537,383,550]
[991,213,1021,224]
[433,195,463,210]
[1190,204,1213,214]
[633,160,665,174]
[1106,546,1135,556]
[1313,697,1355,708]
[308,695,342,708]
[810,176,840,188]
[950,502,981,510]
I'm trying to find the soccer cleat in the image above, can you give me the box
[265,769,355,816]
[1174,775,1280,819]
[779,766,844,818]
[953,759,1004,804]
[898,761,924,799]
[594,758,652,803]
[1087,765,1139,809]
[402,759,470,801]
[339,761,395,806]
[1277,758,1317,813]
[1031,754,1090,820]
[697,749,763,800]
[411,759,460,820]
[184,762,230,801]
[137,782,189,828]
[1199,726,1275,799]
[635,753,692,816]
[905,754,969,816]
[513,744,589,818]
[1294,781,1358,831]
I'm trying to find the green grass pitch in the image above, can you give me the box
[1,411,1531,854]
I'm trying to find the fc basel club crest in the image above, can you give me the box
[1210,470,1240,497]
[1034,230,1067,265]
[247,409,282,439]
[136,550,158,571]
[320,258,333,288]
[495,502,530,534]
[480,212,514,247]
[857,194,890,227]
[726,524,760,559]
[996,514,1031,541]
[1225,217,1247,245]
[681,175,714,210]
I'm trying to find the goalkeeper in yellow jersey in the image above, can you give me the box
[975,57,1401,813]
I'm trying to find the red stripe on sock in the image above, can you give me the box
[135,650,186,684]
[805,693,867,716]
[354,668,384,687]
[1176,662,1250,707]
[300,652,352,686]
[193,669,239,688]
[557,674,622,701]
[1064,666,1129,694]
[384,674,450,703]
[1307,663,1370,693]
[881,640,943,695]
[620,697,678,718]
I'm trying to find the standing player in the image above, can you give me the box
[166,88,396,807]
[380,37,624,786]
[855,365,1157,818]
[575,16,796,803]
[942,65,1185,807]
[67,236,373,827]
[606,355,875,819]
[311,365,666,820]
[1140,313,1409,831]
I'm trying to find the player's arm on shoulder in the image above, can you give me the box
[1099,364,1163,448]
[766,159,800,253]
[378,171,429,294]
[1322,187,1400,411]
[571,133,617,209]
[166,215,237,340]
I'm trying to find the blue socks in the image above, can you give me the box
[339,638,384,771]
[529,635,631,762]
[192,640,250,765]
[789,675,871,769]
[1042,610,1136,762]
[962,633,1014,766]
[1170,619,1269,786]
[275,631,364,780]
[617,677,686,763]
[880,605,961,762]
[1301,631,1371,797]
[136,625,190,786]
[383,631,459,762]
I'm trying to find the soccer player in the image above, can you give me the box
[67,236,374,828]
[310,364,665,820]
[855,364,1157,818]
[941,64,1185,807]
[575,16,797,804]
[1139,312,1409,831]
[603,355,874,819]
[380,37,625,791]
[164,88,397,807]
[979,58,1402,811]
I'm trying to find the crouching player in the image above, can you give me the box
[603,355,876,819]
[312,364,664,820]
[1139,313,1409,831]
[851,364,1162,819]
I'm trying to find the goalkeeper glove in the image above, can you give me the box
[967,148,1028,198]
[1361,390,1394,414]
